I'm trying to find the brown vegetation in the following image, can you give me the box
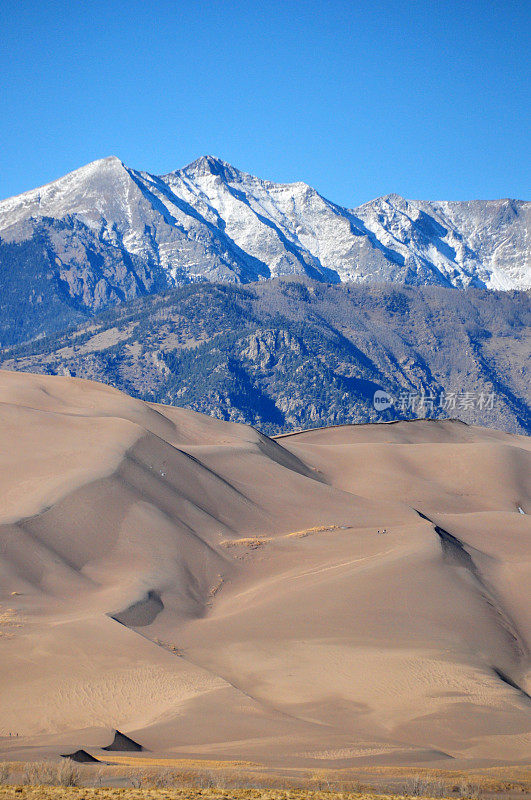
[0,787,480,800]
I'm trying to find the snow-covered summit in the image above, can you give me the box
[0,155,528,296]
[177,154,242,180]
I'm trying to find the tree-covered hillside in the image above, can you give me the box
[1,279,529,434]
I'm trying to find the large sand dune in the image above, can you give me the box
[0,370,529,767]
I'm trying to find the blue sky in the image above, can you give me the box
[1,0,529,206]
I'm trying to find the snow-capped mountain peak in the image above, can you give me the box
[0,156,528,303]
[178,154,238,178]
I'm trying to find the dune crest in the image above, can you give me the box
[102,730,144,752]
[0,370,529,767]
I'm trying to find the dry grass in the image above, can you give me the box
[346,765,531,795]
[220,524,343,550]
[21,760,80,787]
[0,788,458,799]
[54,758,531,795]
[99,757,256,770]
[403,776,448,798]
[0,607,23,638]
[0,760,528,799]
[220,537,272,549]
[287,525,340,538]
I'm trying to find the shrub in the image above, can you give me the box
[405,774,448,797]
[151,768,177,788]
[55,759,81,787]
[312,769,333,791]
[458,780,482,799]
[127,770,144,788]
[0,763,10,784]
[22,759,80,786]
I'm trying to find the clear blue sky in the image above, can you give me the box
[1,0,529,206]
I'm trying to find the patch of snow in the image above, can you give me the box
[0,156,528,291]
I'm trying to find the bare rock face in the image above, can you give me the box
[241,330,304,369]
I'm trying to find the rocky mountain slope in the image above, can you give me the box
[0,157,528,344]
[2,280,529,435]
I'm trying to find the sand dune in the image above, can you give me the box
[0,370,529,768]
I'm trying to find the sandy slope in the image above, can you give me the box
[0,371,529,768]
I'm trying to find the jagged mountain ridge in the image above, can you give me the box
[0,156,528,328]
